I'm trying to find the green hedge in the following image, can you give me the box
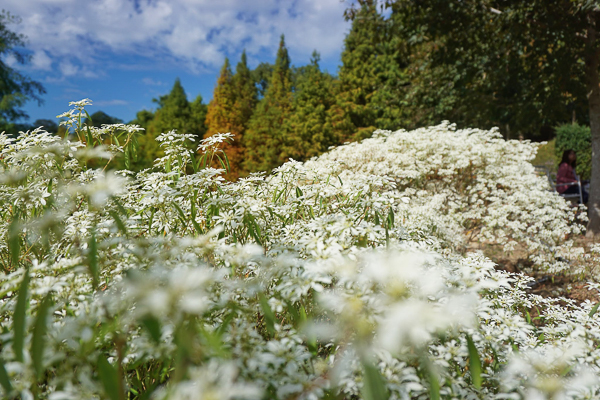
[554,123,591,180]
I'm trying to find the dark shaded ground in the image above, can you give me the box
[491,256,600,305]
[466,235,600,306]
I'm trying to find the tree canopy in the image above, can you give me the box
[282,51,337,161]
[0,10,45,132]
[244,35,294,172]
[380,0,600,232]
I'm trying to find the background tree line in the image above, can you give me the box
[5,1,600,231]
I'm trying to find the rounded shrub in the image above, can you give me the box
[555,122,592,180]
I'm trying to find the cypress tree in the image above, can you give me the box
[204,58,241,177]
[205,58,235,136]
[143,78,208,168]
[189,94,208,140]
[229,51,258,178]
[244,35,293,172]
[232,51,258,134]
[150,78,191,136]
[204,53,259,179]
[330,0,408,141]
[283,51,337,161]
[129,109,158,170]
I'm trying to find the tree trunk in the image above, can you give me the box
[586,11,600,236]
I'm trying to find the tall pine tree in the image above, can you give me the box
[204,54,258,179]
[283,51,337,161]
[229,51,258,177]
[232,51,258,138]
[140,79,207,168]
[330,0,408,141]
[149,78,191,136]
[204,58,241,177]
[189,94,208,140]
[244,35,293,172]
[205,58,235,136]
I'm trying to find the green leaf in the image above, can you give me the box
[124,146,131,169]
[86,125,94,147]
[360,359,389,400]
[259,293,276,337]
[132,134,139,161]
[88,228,99,289]
[295,187,304,198]
[172,202,187,226]
[31,293,52,380]
[97,354,121,400]
[141,315,162,344]
[216,154,227,171]
[13,268,30,363]
[424,357,440,400]
[387,208,395,229]
[589,302,600,318]
[223,152,231,172]
[109,210,127,235]
[84,109,93,125]
[190,192,203,235]
[216,312,235,337]
[466,334,483,389]
[8,216,20,267]
[0,357,13,396]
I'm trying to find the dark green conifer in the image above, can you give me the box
[150,78,191,136]
[244,35,293,172]
[283,51,337,161]
[232,51,258,133]
[204,58,242,177]
[189,94,208,140]
[330,0,408,141]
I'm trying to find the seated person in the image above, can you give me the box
[556,149,588,203]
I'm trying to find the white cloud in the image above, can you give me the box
[2,0,350,77]
[142,77,166,86]
[95,99,128,106]
[31,50,53,70]
[2,53,17,68]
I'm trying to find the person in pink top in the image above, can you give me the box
[556,149,588,203]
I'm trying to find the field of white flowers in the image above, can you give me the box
[1,99,600,399]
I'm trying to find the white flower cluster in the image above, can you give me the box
[0,102,598,399]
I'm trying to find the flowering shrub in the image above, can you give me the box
[0,100,599,399]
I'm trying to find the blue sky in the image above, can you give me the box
[3,0,352,124]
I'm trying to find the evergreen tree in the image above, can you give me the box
[141,79,208,169]
[0,11,45,131]
[251,62,274,99]
[205,58,235,137]
[149,78,191,136]
[204,58,240,176]
[129,109,158,170]
[283,51,337,161]
[204,53,258,179]
[384,0,600,234]
[130,109,154,131]
[229,51,258,178]
[189,94,208,140]
[84,111,123,127]
[244,35,293,172]
[232,51,258,134]
[330,0,408,141]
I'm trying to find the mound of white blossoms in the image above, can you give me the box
[1,100,600,399]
